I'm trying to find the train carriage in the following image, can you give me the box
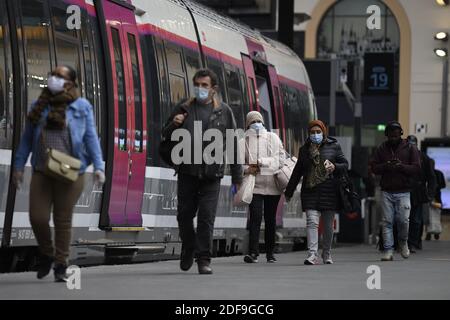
[0,0,316,271]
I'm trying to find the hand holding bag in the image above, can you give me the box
[42,130,81,183]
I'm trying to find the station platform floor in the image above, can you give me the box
[1,240,449,300]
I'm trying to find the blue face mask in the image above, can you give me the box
[194,87,210,102]
[250,122,264,131]
[310,133,323,144]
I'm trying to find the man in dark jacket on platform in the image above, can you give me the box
[285,120,348,265]
[370,121,420,261]
[406,135,436,252]
[162,69,243,274]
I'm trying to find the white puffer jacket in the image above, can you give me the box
[239,128,286,195]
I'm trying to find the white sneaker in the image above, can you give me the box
[381,250,394,261]
[322,252,333,264]
[304,253,320,265]
[400,243,410,259]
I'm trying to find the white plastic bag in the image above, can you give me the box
[428,205,442,234]
[233,174,255,206]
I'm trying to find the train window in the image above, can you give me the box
[224,66,244,129]
[165,43,187,106]
[166,44,184,75]
[184,49,201,96]
[20,0,52,120]
[127,33,143,153]
[51,0,84,93]
[154,39,171,125]
[206,57,227,103]
[169,74,187,106]
[0,4,13,150]
[111,28,127,151]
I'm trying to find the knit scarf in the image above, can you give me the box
[27,87,80,130]
[305,143,328,189]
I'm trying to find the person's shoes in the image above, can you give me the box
[434,234,440,240]
[266,254,277,263]
[244,253,258,263]
[425,233,431,241]
[381,250,394,261]
[197,259,213,275]
[53,263,68,282]
[304,253,320,265]
[36,254,54,279]
[400,242,410,259]
[180,248,194,271]
[409,246,417,254]
[322,252,334,264]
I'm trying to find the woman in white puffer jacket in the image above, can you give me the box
[240,111,285,263]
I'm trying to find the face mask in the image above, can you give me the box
[310,133,323,144]
[250,122,264,131]
[194,87,210,103]
[47,76,66,94]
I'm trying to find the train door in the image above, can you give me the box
[241,54,258,112]
[267,65,286,143]
[0,0,13,246]
[101,0,147,227]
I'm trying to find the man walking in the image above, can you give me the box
[162,69,242,274]
[406,135,436,252]
[370,121,420,261]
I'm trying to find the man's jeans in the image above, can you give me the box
[177,173,221,261]
[381,191,411,251]
[305,210,335,256]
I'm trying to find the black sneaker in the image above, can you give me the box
[435,234,440,240]
[197,259,213,275]
[266,255,277,263]
[244,254,258,263]
[180,248,194,271]
[54,264,68,282]
[36,254,54,279]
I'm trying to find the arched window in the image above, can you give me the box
[317,0,400,59]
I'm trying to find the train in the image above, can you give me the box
[0,0,318,272]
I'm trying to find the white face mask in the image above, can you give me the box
[250,122,264,131]
[47,76,67,94]
[194,86,210,103]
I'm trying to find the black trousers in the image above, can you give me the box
[408,203,424,249]
[248,194,281,256]
[177,173,221,261]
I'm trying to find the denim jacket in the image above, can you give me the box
[14,97,104,174]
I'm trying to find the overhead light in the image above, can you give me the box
[436,0,449,6]
[435,32,449,41]
[434,48,448,57]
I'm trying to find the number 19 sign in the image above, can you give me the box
[364,52,395,95]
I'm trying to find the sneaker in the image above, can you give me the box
[180,248,194,271]
[197,259,213,275]
[381,250,394,261]
[304,253,319,265]
[36,254,54,279]
[266,254,277,263]
[322,252,333,264]
[434,234,440,240]
[54,263,68,282]
[244,253,258,263]
[400,243,410,259]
